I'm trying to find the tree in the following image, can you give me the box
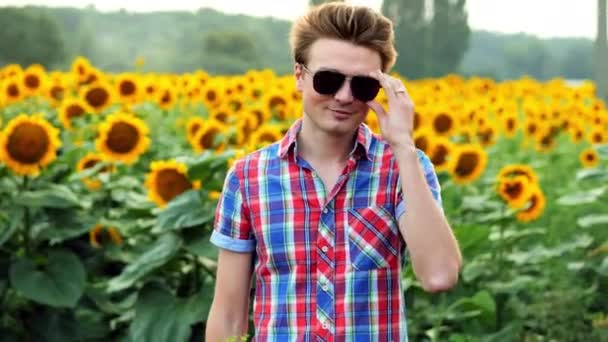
[0,7,66,68]
[309,0,344,6]
[595,0,608,101]
[381,0,470,79]
[199,31,261,74]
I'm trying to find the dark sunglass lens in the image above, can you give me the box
[351,76,381,102]
[313,70,345,95]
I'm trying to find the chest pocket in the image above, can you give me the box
[346,205,401,271]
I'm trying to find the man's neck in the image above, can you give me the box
[297,118,357,164]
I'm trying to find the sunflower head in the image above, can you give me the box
[0,113,61,176]
[59,98,93,130]
[497,164,539,185]
[497,175,532,210]
[191,119,227,153]
[76,152,114,190]
[248,124,284,151]
[80,80,115,113]
[89,224,123,248]
[429,137,452,172]
[115,73,141,104]
[579,148,600,168]
[95,111,150,165]
[449,143,488,185]
[516,185,546,222]
[145,160,201,207]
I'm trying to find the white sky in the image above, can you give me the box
[0,0,600,39]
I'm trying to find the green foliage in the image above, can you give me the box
[0,7,67,68]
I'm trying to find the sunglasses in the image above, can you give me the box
[300,64,381,102]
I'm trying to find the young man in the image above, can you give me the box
[206,3,462,341]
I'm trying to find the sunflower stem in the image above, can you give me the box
[21,176,31,257]
[192,254,201,293]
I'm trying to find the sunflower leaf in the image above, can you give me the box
[156,190,215,230]
[13,184,88,209]
[577,214,608,228]
[107,232,182,293]
[576,168,608,182]
[556,186,607,206]
[9,249,86,308]
[0,207,23,247]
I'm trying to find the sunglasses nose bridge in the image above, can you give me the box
[333,76,355,102]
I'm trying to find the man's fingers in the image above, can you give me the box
[367,100,387,119]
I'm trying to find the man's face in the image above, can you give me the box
[295,38,383,138]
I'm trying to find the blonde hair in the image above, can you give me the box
[289,2,397,72]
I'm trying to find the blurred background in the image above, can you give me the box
[0,0,605,94]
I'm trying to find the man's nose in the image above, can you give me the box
[333,80,354,102]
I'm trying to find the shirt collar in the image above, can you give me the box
[278,118,373,161]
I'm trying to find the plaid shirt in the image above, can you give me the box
[211,119,442,341]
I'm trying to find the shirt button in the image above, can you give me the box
[322,208,328,214]
[322,322,330,330]
[321,246,328,253]
[321,284,329,292]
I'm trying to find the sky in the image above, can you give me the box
[0,0,599,39]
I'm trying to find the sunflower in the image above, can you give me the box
[145,160,201,207]
[476,122,498,147]
[0,114,61,176]
[246,105,269,129]
[431,108,457,137]
[89,224,123,248]
[579,148,600,168]
[156,84,178,110]
[235,112,259,146]
[534,128,556,153]
[80,80,114,113]
[448,143,487,185]
[413,127,433,155]
[76,152,113,190]
[201,81,224,109]
[59,98,92,130]
[428,137,452,172]
[186,116,206,145]
[501,114,519,138]
[516,185,546,222]
[588,126,606,145]
[497,164,539,184]
[497,175,532,210]
[115,73,141,104]
[210,105,234,124]
[192,119,227,153]
[72,56,93,84]
[249,124,283,150]
[263,90,289,115]
[95,111,150,165]
[2,78,24,105]
[21,64,47,97]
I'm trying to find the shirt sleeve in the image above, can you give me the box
[209,164,256,253]
[395,149,443,220]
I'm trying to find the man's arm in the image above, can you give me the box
[205,249,254,342]
[395,146,462,293]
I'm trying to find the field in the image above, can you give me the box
[0,57,607,341]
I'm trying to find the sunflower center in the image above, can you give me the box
[415,135,429,153]
[414,112,421,130]
[206,90,217,102]
[161,91,171,104]
[7,122,50,164]
[66,104,86,119]
[454,151,479,177]
[105,122,139,153]
[269,96,286,109]
[146,86,155,94]
[505,182,523,199]
[190,123,202,136]
[431,144,448,166]
[200,128,220,149]
[214,111,229,123]
[24,75,40,89]
[120,80,136,96]
[586,153,596,162]
[50,85,64,100]
[593,133,603,144]
[507,118,515,131]
[527,123,537,135]
[259,132,276,144]
[433,113,453,134]
[83,158,101,169]
[86,87,109,109]
[7,83,20,97]
[155,169,192,202]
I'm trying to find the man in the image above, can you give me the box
[206,3,462,341]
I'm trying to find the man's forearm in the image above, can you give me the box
[205,305,249,342]
[393,145,462,293]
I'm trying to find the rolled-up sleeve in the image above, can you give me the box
[210,164,256,253]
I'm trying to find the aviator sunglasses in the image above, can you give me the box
[300,64,381,102]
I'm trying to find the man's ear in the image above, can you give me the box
[294,63,304,92]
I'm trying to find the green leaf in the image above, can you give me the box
[156,190,215,230]
[187,150,233,181]
[460,195,503,212]
[0,207,23,247]
[34,208,100,244]
[598,257,608,276]
[556,186,607,206]
[595,143,608,159]
[13,184,88,209]
[454,224,490,257]
[577,214,608,228]
[107,233,183,293]
[9,250,86,308]
[129,281,213,342]
[183,228,218,259]
[576,168,608,182]
[447,290,496,327]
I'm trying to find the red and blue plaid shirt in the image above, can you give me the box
[211,118,442,341]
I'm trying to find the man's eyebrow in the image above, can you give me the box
[315,67,369,77]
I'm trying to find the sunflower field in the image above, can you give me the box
[0,57,607,342]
